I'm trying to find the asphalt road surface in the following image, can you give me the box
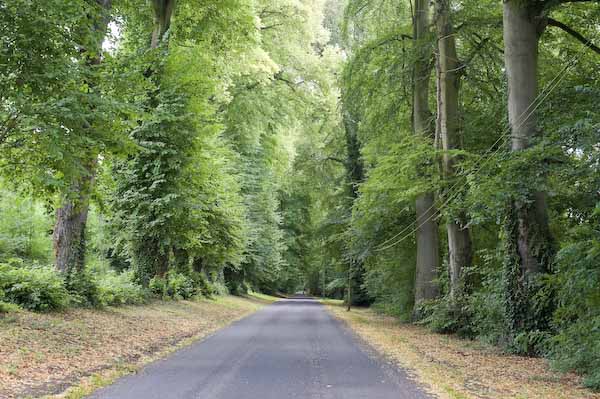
[88,298,434,399]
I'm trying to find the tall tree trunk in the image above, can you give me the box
[343,110,364,199]
[131,0,177,285]
[502,1,554,337]
[151,0,176,48]
[53,0,111,274]
[53,161,96,273]
[413,0,440,306]
[342,108,369,309]
[192,256,205,273]
[435,0,472,298]
[173,246,190,273]
[503,1,553,277]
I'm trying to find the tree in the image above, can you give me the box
[53,0,113,274]
[412,0,440,306]
[435,0,472,298]
[110,0,256,285]
[501,0,599,341]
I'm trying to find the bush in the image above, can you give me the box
[549,221,600,391]
[363,255,415,321]
[190,271,216,297]
[550,313,600,391]
[65,269,101,307]
[0,263,70,311]
[149,273,195,300]
[97,270,148,306]
[0,287,21,313]
[467,251,510,347]
[166,272,195,299]
[149,276,168,297]
[211,280,229,296]
[418,295,475,337]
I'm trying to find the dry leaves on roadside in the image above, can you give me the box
[0,296,265,399]
[327,305,600,399]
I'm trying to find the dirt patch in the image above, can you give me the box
[0,296,266,398]
[326,304,600,399]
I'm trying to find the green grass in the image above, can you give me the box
[0,301,22,313]
[246,292,281,303]
[318,298,344,306]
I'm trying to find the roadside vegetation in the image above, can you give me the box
[328,303,600,399]
[1,0,599,396]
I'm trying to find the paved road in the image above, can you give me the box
[89,298,433,399]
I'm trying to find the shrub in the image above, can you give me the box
[363,255,415,321]
[190,271,216,297]
[0,263,70,311]
[149,272,202,300]
[550,310,600,391]
[149,276,168,298]
[166,272,195,299]
[97,270,148,306]
[211,280,229,296]
[0,287,21,313]
[418,295,475,337]
[468,251,510,347]
[65,269,101,307]
[549,220,600,391]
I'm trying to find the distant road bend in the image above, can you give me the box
[89,297,433,399]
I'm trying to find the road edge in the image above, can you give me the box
[322,303,445,399]
[43,294,278,399]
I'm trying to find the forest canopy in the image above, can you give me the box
[1,0,599,391]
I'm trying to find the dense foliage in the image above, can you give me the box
[0,0,599,390]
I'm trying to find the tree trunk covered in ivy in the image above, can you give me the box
[53,164,95,273]
[435,0,472,298]
[128,0,178,286]
[53,0,111,274]
[342,108,370,307]
[413,0,440,306]
[192,256,205,273]
[502,0,554,344]
[173,247,190,273]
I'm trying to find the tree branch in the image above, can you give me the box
[322,156,347,166]
[261,23,285,31]
[547,17,600,56]
[273,72,305,92]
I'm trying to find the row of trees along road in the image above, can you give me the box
[1,0,600,391]
[1,0,338,296]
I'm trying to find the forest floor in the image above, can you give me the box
[326,301,600,399]
[0,294,276,399]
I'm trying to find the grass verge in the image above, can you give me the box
[245,291,282,303]
[325,303,600,399]
[0,295,271,399]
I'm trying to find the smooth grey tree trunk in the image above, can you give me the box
[413,0,440,305]
[502,1,556,338]
[151,0,176,48]
[435,0,472,298]
[503,1,552,276]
